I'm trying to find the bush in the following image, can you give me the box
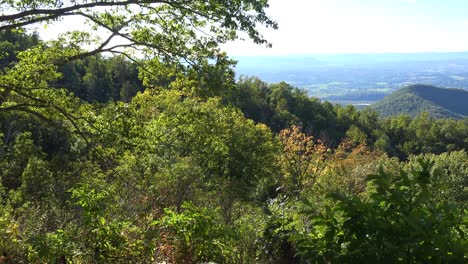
[292,159,467,263]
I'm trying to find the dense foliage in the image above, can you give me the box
[372,84,468,119]
[0,1,467,263]
[292,159,466,263]
[231,77,468,159]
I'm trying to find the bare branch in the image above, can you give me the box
[63,32,119,63]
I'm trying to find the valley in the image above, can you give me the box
[234,53,468,105]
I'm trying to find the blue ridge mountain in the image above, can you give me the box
[371,84,468,119]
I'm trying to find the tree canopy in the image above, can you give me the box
[0,0,277,63]
[0,0,277,143]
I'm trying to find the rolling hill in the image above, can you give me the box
[371,84,468,119]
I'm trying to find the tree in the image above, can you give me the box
[0,29,39,70]
[278,125,327,194]
[0,0,277,143]
[318,140,391,198]
[82,55,115,102]
[120,90,280,222]
[0,0,277,63]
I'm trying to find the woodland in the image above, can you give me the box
[0,1,466,263]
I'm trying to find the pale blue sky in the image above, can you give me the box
[222,0,468,55]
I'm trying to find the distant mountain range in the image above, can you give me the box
[371,84,468,119]
[233,52,468,100]
[234,52,468,75]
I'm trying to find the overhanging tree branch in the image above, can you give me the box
[1,0,145,23]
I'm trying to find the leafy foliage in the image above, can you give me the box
[278,125,327,194]
[292,159,467,263]
[1,0,277,62]
[0,1,467,262]
[157,202,233,263]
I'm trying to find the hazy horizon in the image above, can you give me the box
[232,50,468,104]
[233,51,468,58]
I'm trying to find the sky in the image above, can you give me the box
[222,0,468,56]
[35,0,468,56]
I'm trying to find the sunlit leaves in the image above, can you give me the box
[156,202,233,263]
[1,0,277,65]
[292,160,467,263]
[278,125,327,194]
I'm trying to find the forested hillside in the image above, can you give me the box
[0,1,467,263]
[372,84,468,119]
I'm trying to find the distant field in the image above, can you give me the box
[234,53,468,104]
[325,101,374,109]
